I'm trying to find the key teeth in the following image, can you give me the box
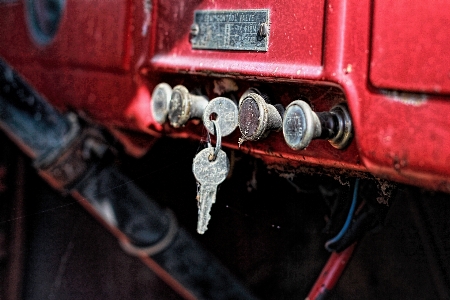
[197,213,211,234]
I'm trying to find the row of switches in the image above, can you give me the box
[151,83,353,150]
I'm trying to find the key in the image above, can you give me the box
[192,145,230,234]
[193,147,229,234]
[203,97,238,137]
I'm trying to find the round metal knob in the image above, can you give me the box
[238,92,282,143]
[282,100,353,150]
[151,83,172,124]
[168,85,208,128]
[283,100,321,150]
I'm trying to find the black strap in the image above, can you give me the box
[0,58,256,300]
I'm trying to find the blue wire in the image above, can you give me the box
[325,178,360,252]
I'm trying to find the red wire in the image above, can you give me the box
[306,243,357,300]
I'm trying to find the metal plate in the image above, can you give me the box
[191,9,270,51]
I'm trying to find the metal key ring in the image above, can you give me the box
[209,120,222,161]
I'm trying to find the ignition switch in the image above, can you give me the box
[151,83,172,124]
[168,85,209,128]
[283,100,353,150]
[238,90,283,145]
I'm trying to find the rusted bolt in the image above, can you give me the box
[190,23,199,36]
[258,23,268,37]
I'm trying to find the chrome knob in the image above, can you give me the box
[168,85,208,128]
[151,83,172,124]
[283,100,353,150]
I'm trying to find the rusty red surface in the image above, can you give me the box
[1,0,450,191]
[370,0,450,94]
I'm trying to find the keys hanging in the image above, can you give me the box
[192,120,230,234]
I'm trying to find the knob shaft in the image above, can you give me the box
[168,85,208,128]
[328,104,353,149]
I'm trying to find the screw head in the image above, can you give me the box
[190,23,199,36]
[258,23,268,38]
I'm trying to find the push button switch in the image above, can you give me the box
[151,83,172,124]
[283,100,353,150]
[168,85,209,128]
[238,92,282,145]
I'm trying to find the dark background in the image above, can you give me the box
[1,134,449,299]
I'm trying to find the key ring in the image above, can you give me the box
[209,119,222,161]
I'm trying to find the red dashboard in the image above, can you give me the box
[1,0,450,191]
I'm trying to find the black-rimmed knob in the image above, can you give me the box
[238,92,282,144]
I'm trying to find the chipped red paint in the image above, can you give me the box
[1,0,450,191]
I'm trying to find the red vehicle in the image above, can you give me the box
[0,0,449,299]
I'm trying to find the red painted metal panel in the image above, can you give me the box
[370,0,450,94]
[329,0,450,191]
[2,0,450,192]
[152,0,325,77]
[0,0,131,70]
